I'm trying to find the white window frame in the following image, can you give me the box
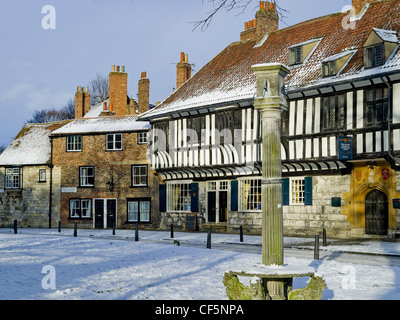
[167,183,191,212]
[80,166,95,187]
[39,169,46,182]
[5,168,22,189]
[70,199,91,218]
[106,133,123,151]
[239,178,262,212]
[290,177,305,205]
[128,199,151,222]
[132,165,148,186]
[138,132,148,144]
[66,135,82,152]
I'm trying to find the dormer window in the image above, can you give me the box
[322,50,357,77]
[290,46,303,65]
[364,44,384,68]
[288,38,322,67]
[364,28,398,69]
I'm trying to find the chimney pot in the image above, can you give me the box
[270,2,275,12]
[180,52,185,62]
[112,65,115,72]
[245,21,249,30]
[249,20,253,28]
[77,86,81,92]
[266,1,270,11]
[116,66,120,72]
[141,72,147,79]
[103,102,107,110]
[260,1,265,11]
[185,54,189,63]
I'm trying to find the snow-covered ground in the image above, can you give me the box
[0,228,399,300]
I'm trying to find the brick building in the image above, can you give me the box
[50,66,159,230]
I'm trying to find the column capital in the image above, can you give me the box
[251,63,290,112]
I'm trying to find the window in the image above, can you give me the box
[106,133,122,151]
[70,199,91,218]
[216,110,242,145]
[322,94,346,131]
[79,166,94,187]
[323,60,337,77]
[5,168,22,189]
[127,199,151,222]
[66,135,82,152]
[39,169,46,182]
[132,165,148,186]
[167,183,191,212]
[364,44,385,69]
[290,178,305,205]
[365,86,389,126]
[290,46,303,65]
[239,179,262,211]
[138,132,148,144]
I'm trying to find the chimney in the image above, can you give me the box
[352,0,378,15]
[109,65,128,116]
[138,72,150,114]
[75,86,90,119]
[176,52,192,89]
[240,1,279,42]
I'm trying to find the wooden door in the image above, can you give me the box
[365,190,388,235]
[219,191,228,222]
[208,192,216,222]
[94,200,104,229]
[106,199,117,228]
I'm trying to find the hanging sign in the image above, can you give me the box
[338,136,353,160]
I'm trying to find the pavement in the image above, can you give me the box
[1,227,400,257]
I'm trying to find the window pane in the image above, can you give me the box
[81,200,91,218]
[167,184,191,212]
[140,201,150,222]
[128,201,139,221]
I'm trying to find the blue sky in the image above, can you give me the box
[0,0,350,147]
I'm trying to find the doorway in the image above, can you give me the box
[94,199,117,229]
[365,190,388,235]
[207,181,228,223]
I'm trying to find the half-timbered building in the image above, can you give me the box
[142,0,400,238]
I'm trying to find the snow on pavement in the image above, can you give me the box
[0,229,400,300]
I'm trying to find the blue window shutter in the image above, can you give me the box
[304,177,313,206]
[231,180,239,211]
[282,178,289,205]
[159,184,167,212]
[191,183,199,213]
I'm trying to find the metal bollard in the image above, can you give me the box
[135,223,139,242]
[207,228,212,249]
[13,220,17,234]
[240,225,244,242]
[323,228,327,247]
[171,223,174,239]
[58,221,61,233]
[314,234,319,260]
[112,220,116,236]
[74,221,77,237]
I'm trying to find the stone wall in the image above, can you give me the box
[0,166,61,228]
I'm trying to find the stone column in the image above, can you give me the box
[251,63,289,300]
[251,64,290,267]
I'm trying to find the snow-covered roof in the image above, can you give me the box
[0,121,71,166]
[50,116,150,136]
[373,28,398,43]
[141,0,400,120]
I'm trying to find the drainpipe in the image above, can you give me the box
[48,137,54,229]
[382,76,400,169]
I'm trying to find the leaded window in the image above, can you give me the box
[322,94,346,131]
[365,86,389,126]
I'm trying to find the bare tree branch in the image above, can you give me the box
[193,0,288,31]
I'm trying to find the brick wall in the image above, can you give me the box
[52,131,160,229]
